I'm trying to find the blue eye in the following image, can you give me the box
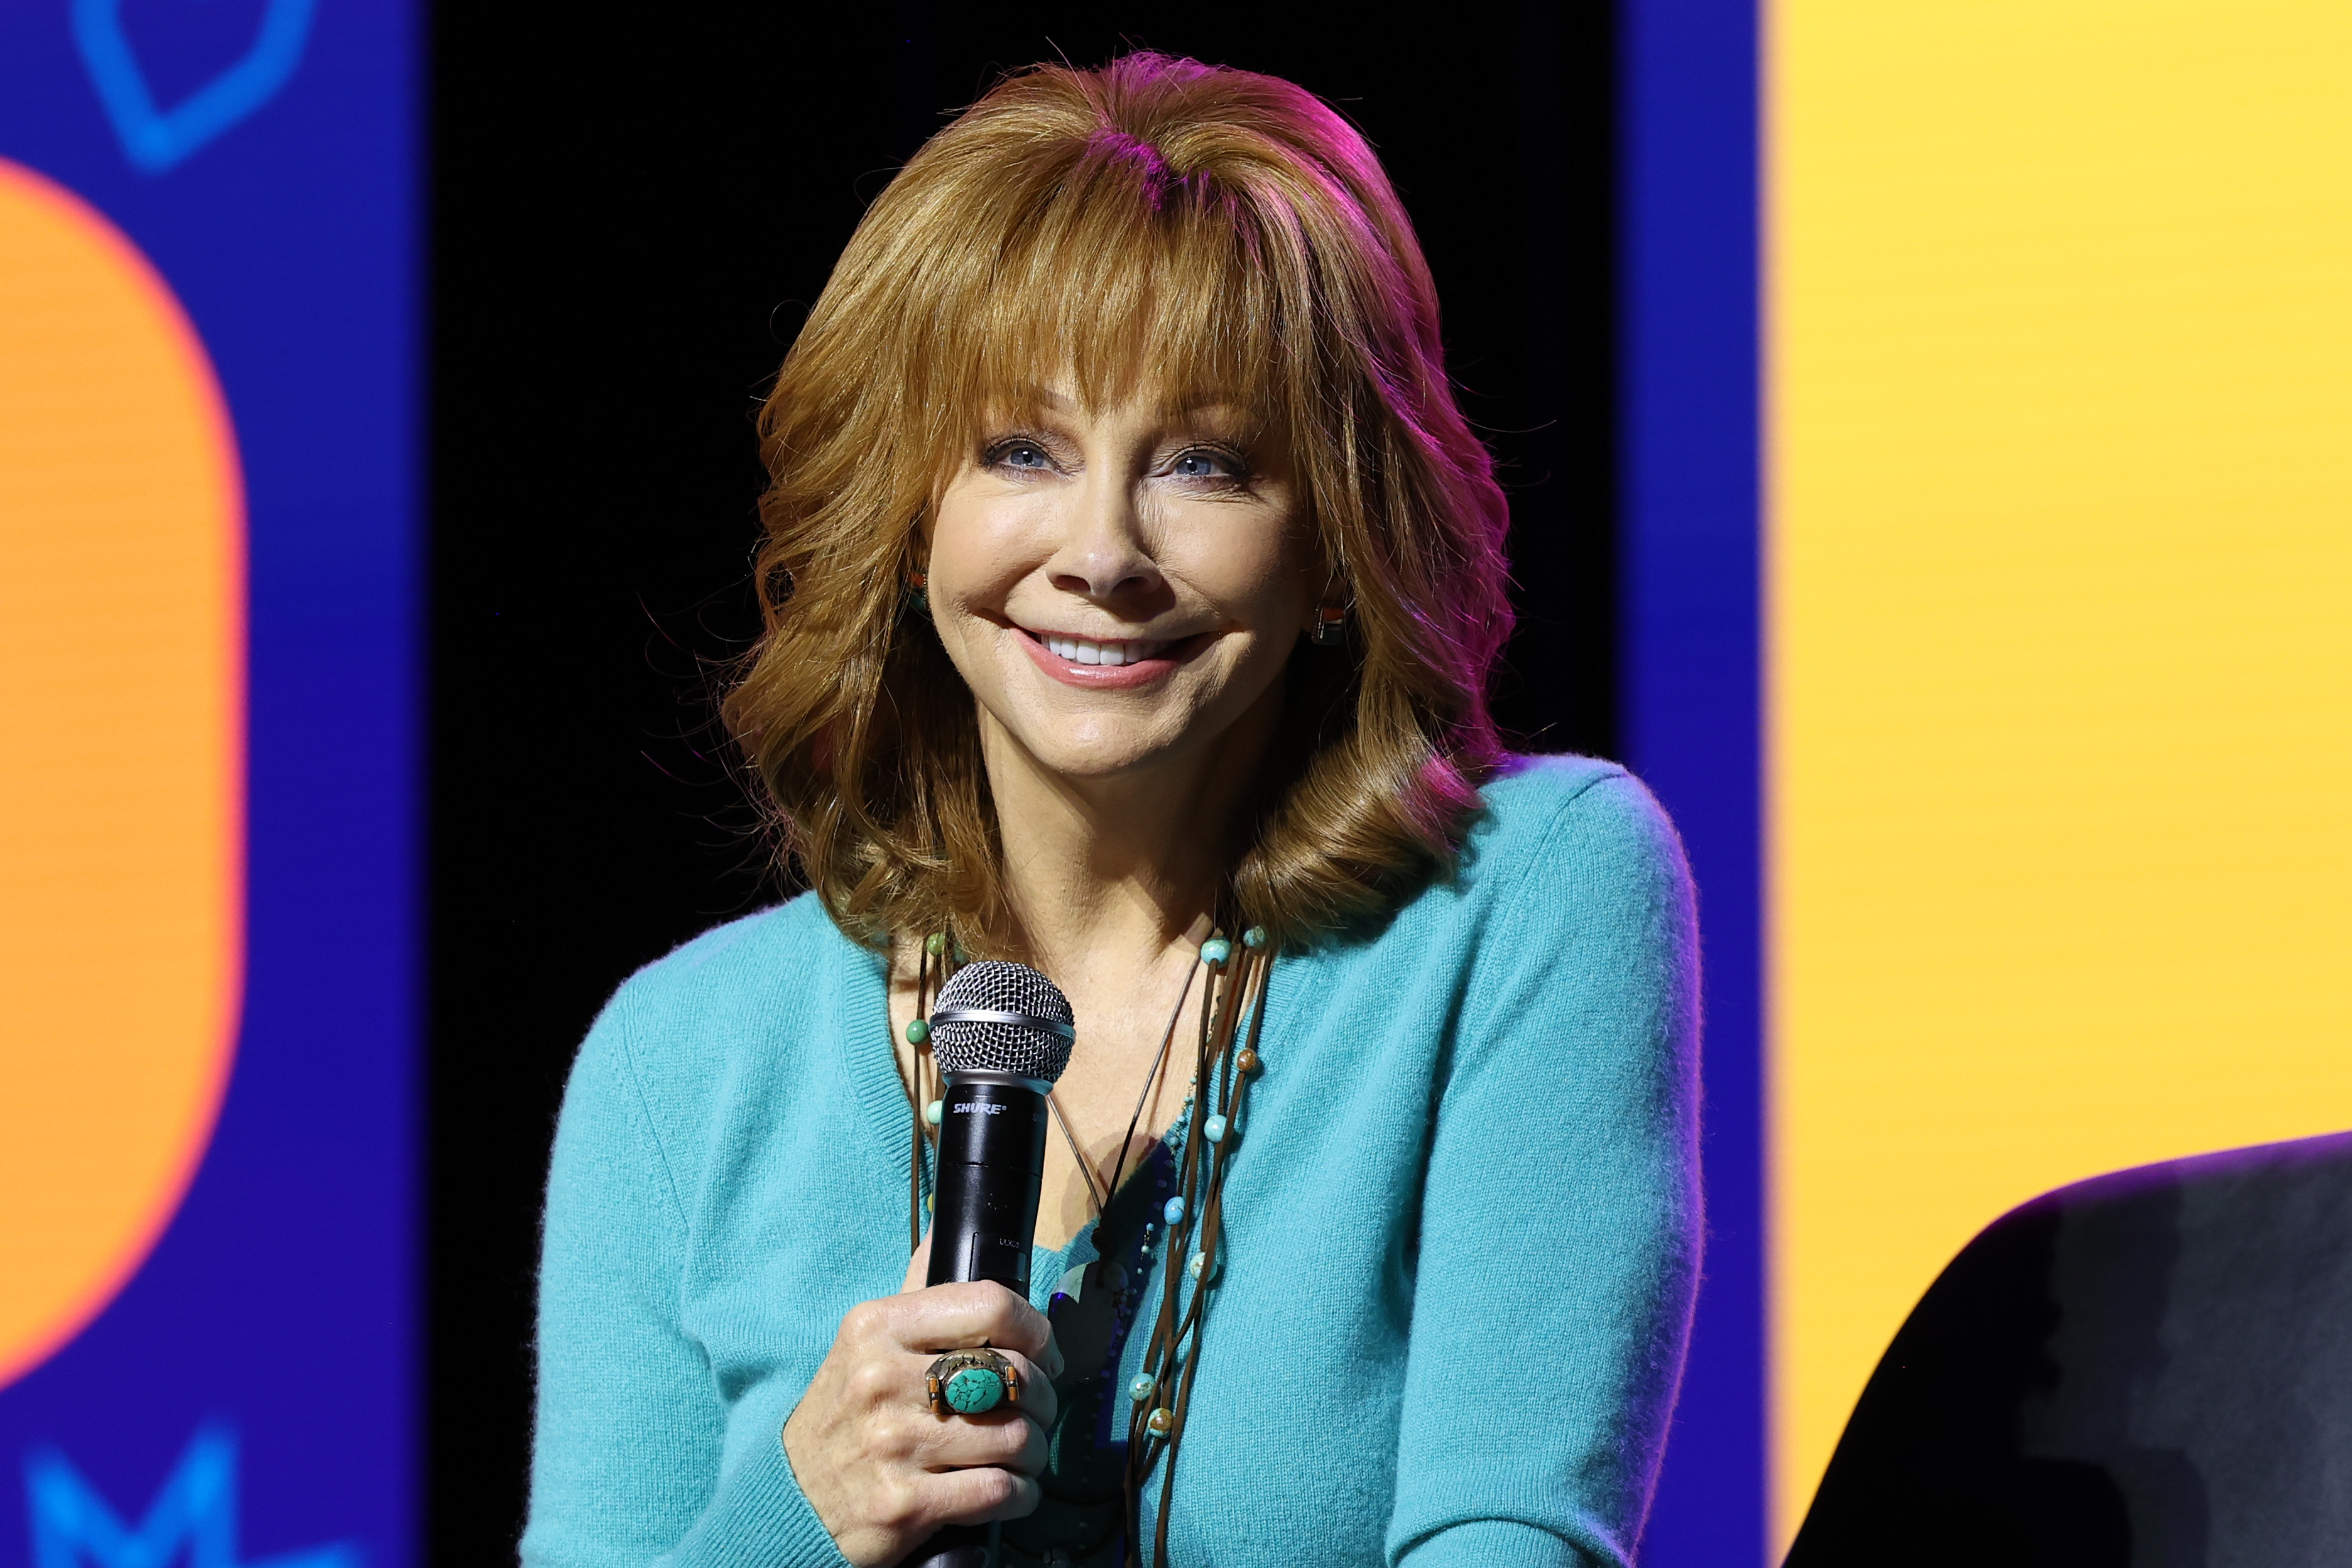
[993,440,1052,471]
[1172,449,1239,479]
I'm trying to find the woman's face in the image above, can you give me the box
[925,388,1319,786]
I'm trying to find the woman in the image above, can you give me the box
[525,53,1699,1568]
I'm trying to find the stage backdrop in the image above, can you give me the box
[1769,0,2352,1550]
[0,5,415,1567]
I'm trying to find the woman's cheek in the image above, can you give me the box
[1179,506,1304,628]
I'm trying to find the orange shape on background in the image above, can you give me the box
[0,158,243,1389]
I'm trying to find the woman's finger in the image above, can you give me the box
[900,1229,933,1294]
[907,1400,1050,1478]
[921,1464,1042,1528]
[890,1280,1062,1376]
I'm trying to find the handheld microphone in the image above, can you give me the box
[912,960,1075,1568]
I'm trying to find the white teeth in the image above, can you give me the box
[1039,634,1171,668]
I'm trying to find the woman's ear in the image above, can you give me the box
[1305,564,1353,644]
[901,514,934,616]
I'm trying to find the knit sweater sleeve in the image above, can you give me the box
[1388,769,1703,1568]
[521,993,849,1568]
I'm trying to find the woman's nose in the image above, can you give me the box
[1046,473,1162,602]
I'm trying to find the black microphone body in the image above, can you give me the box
[913,1072,1049,1568]
[927,1071,1050,1292]
[909,963,1075,1568]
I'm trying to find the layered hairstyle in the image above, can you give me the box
[724,52,1515,952]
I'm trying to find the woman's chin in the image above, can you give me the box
[965,641,1278,789]
[973,700,1206,783]
[1004,735,1187,785]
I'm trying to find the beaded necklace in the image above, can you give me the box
[900,926,1275,1567]
[1122,925,1272,1565]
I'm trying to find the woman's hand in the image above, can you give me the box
[783,1237,1064,1567]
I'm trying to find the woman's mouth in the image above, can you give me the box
[1035,633,1174,667]
[1016,628,1191,689]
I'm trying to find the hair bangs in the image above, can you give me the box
[922,144,1295,461]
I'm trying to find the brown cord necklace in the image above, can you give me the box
[900,925,1275,1567]
[1043,955,1195,1235]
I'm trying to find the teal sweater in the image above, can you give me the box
[525,756,1701,1568]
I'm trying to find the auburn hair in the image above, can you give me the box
[722,53,1514,954]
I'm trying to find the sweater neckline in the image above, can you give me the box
[820,906,1302,1300]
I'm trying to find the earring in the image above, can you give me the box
[903,568,930,618]
[1309,602,1349,646]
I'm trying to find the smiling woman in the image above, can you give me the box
[923,391,1315,934]
[525,53,1699,1568]
[726,53,1515,954]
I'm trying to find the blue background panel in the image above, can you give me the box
[0,3,416,1565]
[1620,0,1765,1562]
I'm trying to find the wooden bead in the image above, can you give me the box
[1236,1048,1262,1077]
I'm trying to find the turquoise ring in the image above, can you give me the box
[925,1348,1020,1417]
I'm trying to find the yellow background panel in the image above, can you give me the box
[1771,1,2352,1545]
[0,160,242,1386]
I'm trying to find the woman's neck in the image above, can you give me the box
[977,683,1279,982]
[953,683,1281,1250]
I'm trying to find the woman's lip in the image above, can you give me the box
[1013,627,1199,689]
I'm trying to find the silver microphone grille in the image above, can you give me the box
[930,960,1076,1083]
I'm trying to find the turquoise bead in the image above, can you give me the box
[1129,1374,1156,1403]
[925,1099,943,1126]
[1204,1114,1228,1144]
[1189,1250,1217,1282]
[1163,1195,1187,1226]
[944,1366,1006,1414]
[1200,937,1232,966]
[1242,925,1268,949]
[906,1018,930,1046]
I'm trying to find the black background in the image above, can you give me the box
[428,4,1615,1558]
